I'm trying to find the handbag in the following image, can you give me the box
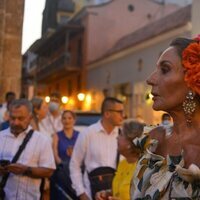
[88,147,120,200]
[0,129,34,200]
[88,166,116,200]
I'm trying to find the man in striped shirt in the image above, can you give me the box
[0,99,56,200]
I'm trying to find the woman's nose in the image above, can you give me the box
[146,71,157,86]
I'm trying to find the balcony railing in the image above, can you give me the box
[36,53,80,81]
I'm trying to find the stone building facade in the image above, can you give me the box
[0,0,24,102]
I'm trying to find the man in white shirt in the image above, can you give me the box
[70,97,124,200]
[0,99,56,200]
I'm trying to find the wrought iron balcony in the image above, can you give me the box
[36,52,80,81]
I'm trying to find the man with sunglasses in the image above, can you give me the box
[70,97,124,200]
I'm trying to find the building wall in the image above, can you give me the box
[0,0,24,102]
[85,0,179,63]
[192,0,200,37]
[87,30,191,124]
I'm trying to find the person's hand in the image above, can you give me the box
[79,192,90,200]
[5,163,28,175]
[107,196,120,200]
[95,190,115,200]
[176,164,200,183]
[95,190,111,200]
[0,166,8,176]
[56,159,62,165]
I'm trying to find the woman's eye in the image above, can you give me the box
[161,65,170,74]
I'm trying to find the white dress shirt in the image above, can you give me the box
[0,126,56,200]
[39,113,62,139]
[69,120,119,199]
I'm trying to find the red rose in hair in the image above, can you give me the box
[182,42,200,95]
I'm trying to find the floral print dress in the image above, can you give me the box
[130,133,200,200]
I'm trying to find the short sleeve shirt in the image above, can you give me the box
[0,126,56,200]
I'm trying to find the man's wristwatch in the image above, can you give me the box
[23,167,32,176]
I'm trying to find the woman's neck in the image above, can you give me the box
[169,106,200,134]
[63,128,73,138]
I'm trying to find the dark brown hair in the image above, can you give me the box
[101,97,123,114]
[62,110,76,120]
[169,37,195,58]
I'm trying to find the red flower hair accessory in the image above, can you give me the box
[182,36,200,95]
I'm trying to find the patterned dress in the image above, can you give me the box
[130,133,200,200]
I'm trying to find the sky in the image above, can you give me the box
[22,0,46,54]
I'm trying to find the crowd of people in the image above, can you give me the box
[0,35,200,200]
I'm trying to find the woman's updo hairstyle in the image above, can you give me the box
[169,37,194,58]
[122,119,144,141]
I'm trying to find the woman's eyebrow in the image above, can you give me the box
[159,60,171,65]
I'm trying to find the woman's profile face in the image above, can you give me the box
[117,130,131,157]
[62,111,76,130]
[146,46,188,112]
[38,101,48,119]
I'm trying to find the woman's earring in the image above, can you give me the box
[182,91,196,125]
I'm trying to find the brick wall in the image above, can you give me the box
[0,0,24,102]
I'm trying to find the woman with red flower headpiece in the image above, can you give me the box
[130,36,200,199]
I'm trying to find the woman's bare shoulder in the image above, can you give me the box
[149,126,166,142]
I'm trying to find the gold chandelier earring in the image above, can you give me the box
[182,91,196,126]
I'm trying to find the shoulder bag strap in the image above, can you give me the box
[116,151,120,167]
[116,128,121,167]
[0,129,34,189]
